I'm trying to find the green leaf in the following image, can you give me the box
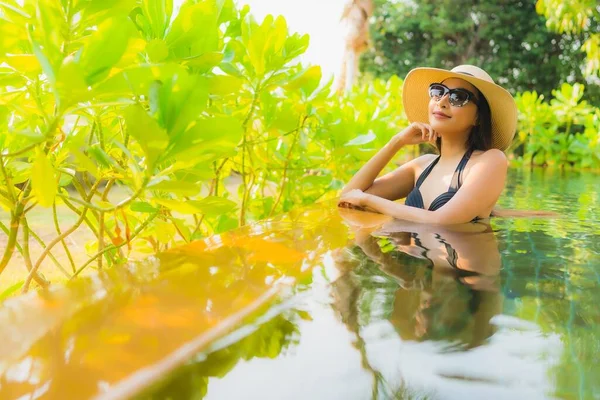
[154,219,176,243]
[8,161,31,184]
[147,179,200,196]
[79,15,133,85]
[168,116,243,162]
[153,198,201,214]
[171,216,191,242]
[189,196,237,216]
[55,56,89,110]
[0,280,24,302]
[208,74,243,96]
[31,151,57,207]
[219,62,244,78]
[146,39,169,62]
[142,0,173,39]
[183,52,224,73]
[152,71,210,136]
[215,214,239,233]
[124,104,169,168]
[166,2,219,60]
[344,131,376,147]
[31,39,56,85]
[87,145,121,170]
[130,201,160,213]
[285,65,321,97]
[69,149,100,178]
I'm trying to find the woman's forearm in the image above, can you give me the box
[364,195,440,224]
[340,136,405,196]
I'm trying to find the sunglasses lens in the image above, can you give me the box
[449,91,469,106]
[429,84,446,99]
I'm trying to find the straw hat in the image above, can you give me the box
[402,65,518,151]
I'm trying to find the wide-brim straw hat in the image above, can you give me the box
[402,65,518,151]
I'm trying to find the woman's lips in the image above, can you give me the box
[433,112,450,119]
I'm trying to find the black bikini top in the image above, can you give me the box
[405,149,473,211]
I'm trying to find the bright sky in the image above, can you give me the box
[171,0,347,80]
[236,0,347,80]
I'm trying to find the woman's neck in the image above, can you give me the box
[439,137,469,161]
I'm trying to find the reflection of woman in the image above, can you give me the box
[332,209,503,349]
[338,65,517,224]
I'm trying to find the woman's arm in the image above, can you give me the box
[341,122,440,200]
[342,149,508,224]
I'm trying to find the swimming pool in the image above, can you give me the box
[1,168,598,399]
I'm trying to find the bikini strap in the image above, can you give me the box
[450,148,473,190]
[415,155,441,188]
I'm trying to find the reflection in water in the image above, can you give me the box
[0,206,351,400]
[349,220,502,348]
[328,215,508,397]
[0,167,599,400]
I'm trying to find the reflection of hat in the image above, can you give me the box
[402,65,518,151]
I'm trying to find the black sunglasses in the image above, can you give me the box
[428,83,479,107]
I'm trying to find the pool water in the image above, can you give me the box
[1,168,598,400]
[141,168,600,400]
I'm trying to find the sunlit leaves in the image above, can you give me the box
[165,1,220,61]
[515,83,599,167]
[153,196,236,216]
[31,150,57,207]
[536,0,600,77]
[124,104,169,169]
[141,0,173,39]
[79,15,134,85]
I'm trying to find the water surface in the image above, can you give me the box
[0,168,598,400]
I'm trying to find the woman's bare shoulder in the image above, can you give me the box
[471,148,508,165]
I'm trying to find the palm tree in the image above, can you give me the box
[337,0,374,93]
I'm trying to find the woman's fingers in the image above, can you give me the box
[419,124,427,141]
[427,125,434,142]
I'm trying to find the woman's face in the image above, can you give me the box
[428,77,480,137]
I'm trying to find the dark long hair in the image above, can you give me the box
[435,90,493,153]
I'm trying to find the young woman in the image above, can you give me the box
[338,65,518,224]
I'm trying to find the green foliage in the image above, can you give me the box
[536,0,600,76]
[361,0,600,106]
[513,83,600,168]
[0,0,408,287]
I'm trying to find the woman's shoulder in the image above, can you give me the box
[471,148,508,167]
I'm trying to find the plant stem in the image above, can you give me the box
[22,180,101,292]
[21,216,50,287]
[240,83,261,226]
[0,182,32,276]
[27,227,72,279]
[53,201,76,273]
[0,153,16,203]
[57,182,145,212]
[97,180,115,270]
[71,211,159,278]
[269,116,307,216]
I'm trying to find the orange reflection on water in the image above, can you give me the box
[0,204,350,399]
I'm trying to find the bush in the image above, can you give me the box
[0,0,408,290]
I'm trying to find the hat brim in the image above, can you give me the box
[402,67,518,151]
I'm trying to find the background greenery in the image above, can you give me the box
[361,0,600,105]
[0,0,598,291]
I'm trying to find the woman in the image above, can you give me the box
[338,65,518,224]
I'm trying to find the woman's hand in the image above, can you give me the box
[338,189,372,210]
[392,122,440,147]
